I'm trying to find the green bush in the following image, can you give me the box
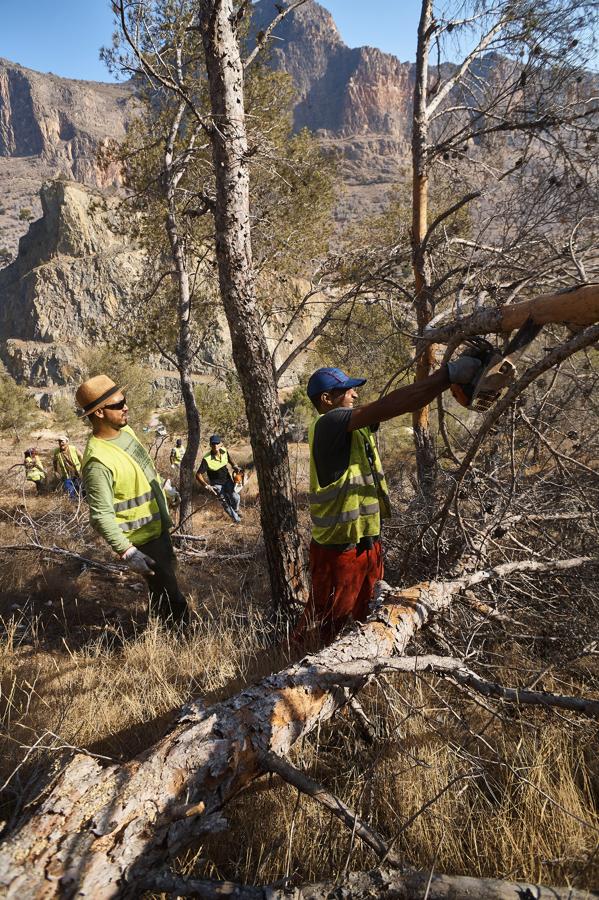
[82,348,159,432]
[195,374,248,441]
[18,207,33,222]
[159,405,188,436]
[0,367,43,439]
[52,397,82,436]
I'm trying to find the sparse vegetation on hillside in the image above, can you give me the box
[1,0,599,896]
[0,367,43,440]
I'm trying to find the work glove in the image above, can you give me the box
[121,546,156,575]
[447,355,483,385]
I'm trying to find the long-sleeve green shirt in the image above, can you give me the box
[83,429,172,555]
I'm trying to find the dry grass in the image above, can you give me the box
[0,436,598,893]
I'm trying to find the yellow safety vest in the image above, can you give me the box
[308,416,391,545]
[170,446,185,465]
[203,448,229,472]
[25,459,45,483]
[54,445,81,478]
[82,425,165,546]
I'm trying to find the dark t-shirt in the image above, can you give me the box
[197,449,235,486]
[312,409,380,550]
[312,409,379,487]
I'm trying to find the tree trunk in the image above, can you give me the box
[198,0,308,617]
[411,0,437,499]
[0,557,592,898]
[165,209,201,527]
[163,102,202,528]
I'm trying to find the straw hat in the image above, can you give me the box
[75,375,124,418]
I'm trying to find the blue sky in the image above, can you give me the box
[0,1,421,82]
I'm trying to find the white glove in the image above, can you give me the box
[207,485,218,496]
[163,478,178,500]
[121,546,156,575]
[447,356,483,385]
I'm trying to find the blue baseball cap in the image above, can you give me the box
[306,367,367,399]
[209,434,222,445]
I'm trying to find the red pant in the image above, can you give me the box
[293,539,383,643]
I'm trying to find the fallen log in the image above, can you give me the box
[424,282,599,343]
[141,867,599,899]
[0,557,593,899]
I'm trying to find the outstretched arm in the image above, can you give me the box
[349,368,449,431]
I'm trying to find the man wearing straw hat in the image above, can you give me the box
[76,374,189,626]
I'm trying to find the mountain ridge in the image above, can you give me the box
[0,1,416,256]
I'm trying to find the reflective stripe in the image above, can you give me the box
[118,511,162,532]
[311,502,380,528]
[114,490,154,513]
[308,473,374,505]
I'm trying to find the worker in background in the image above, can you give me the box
[293,358,481,643]
[53,437,83,500]
[76,374,189,627]
[169,438,185,487]
[195,434,242,524]
[23,448,46,494]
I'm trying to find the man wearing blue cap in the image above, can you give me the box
[196,434,242,524]
[294,357,481,642]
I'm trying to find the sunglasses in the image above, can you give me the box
[103,397,127,411]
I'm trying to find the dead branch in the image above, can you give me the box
[0,556,592,898]
[424,282,599,343]
[260,751,402,868]
[140,867,599,899]
[0,543,122,574]
[371,654,599,720]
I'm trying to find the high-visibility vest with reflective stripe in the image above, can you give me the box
[54,445,81,478]
[82,426,165,546]
[170,446,185,465]
[203,448,229,472]
[308,415,391,545]
[25,460,45,483]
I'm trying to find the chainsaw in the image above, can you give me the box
[450,318,542,412]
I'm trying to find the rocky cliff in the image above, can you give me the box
[0,58,131,179]
[252,0,414,216]
[0,59,133,258]
[0,179,319,400]
[0,3,415,260]
[0,180,144,390]
[0,2,416,396]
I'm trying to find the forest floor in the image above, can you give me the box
[0,428,598,894]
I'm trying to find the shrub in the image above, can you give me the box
[18,207,33,222]
[0,366,43,439]
[159,405,187,436]
[195,374,248,441]
[82,348,159,432]
[51,397,82,436]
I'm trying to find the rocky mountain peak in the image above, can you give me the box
[251,2,413,138]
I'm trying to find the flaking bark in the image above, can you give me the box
[197,0,308,615]
[0,557,592,898]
